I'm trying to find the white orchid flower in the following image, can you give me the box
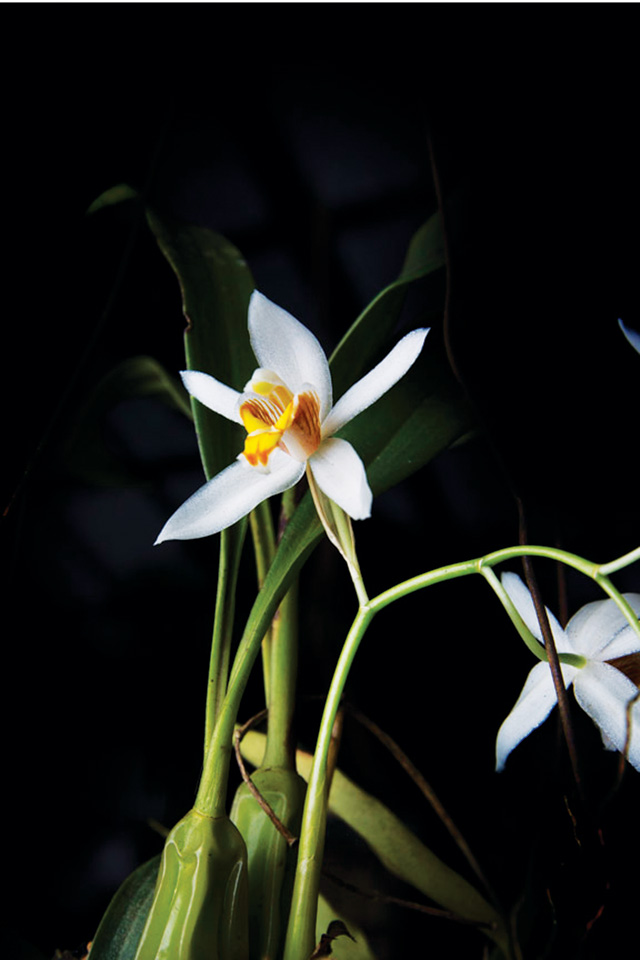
[496,572,640,772]
[155,291,429,544]
[619,317,640,354]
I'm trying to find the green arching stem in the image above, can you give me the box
[196,531,639,882]
[283,561,477,960]
[600,544,640,577]
[479,566,586,669]
[283,541,640,959]
[590,574,640,639]
[283,606,373,960]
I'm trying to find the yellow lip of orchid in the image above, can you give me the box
[155,290,429,545]
[237,376,322,469]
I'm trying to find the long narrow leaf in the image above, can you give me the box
[329,209,446,397]
[89,856,161,960]
[240,732,507,949]
[145,212,255,482]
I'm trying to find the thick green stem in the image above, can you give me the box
[249,499,277,704]
[204,521,248,754]
[195,569,293,817]
[263,581,299,771]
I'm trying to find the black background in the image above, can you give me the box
[2,5,639,959]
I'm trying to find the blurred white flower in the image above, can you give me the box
[619,318,640,354]
[496,573,640,772]
[156,291,428,543]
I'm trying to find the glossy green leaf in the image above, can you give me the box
[240,732,508,954]
[145,211,256,482]
[89,855,160,960]
[329,208,447,398]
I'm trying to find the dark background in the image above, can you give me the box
[2,5,639,959]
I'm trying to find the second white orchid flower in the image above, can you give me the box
[155,291,429,544]
[496,572,640,773]
[619,317,640,354]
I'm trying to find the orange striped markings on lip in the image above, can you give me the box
[239,380,322,468]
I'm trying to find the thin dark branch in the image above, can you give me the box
[233,708,298,847]
[343,703,499,908]
[323,868,497,931]
[517,499,582,792]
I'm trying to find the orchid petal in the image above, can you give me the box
[180,370,243,424]
[322,328,430,437]
[567,593,640,659]
[248,291,333,419]
[574,662,640,771]
[495,659,578,771]
[619,317,640,355]
[598,623,640,661]
[309,438,372,520]
[155,452,304,543]
[501,572,572,653]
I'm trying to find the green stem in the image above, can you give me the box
[592,574,640,638]
[195,565,296,817]
[599,544,640,577]
[204,520,248,753]
[249,499,277,703]
[479,566,586,669]
[262,488,301,771]
[263,580,299,771]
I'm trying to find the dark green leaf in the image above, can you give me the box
[145,213,259,719]
[86,183,139,215]
[329,209,446,398]
[145,211,256,482]
[340,327,474,495]
[88,855,160,960]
